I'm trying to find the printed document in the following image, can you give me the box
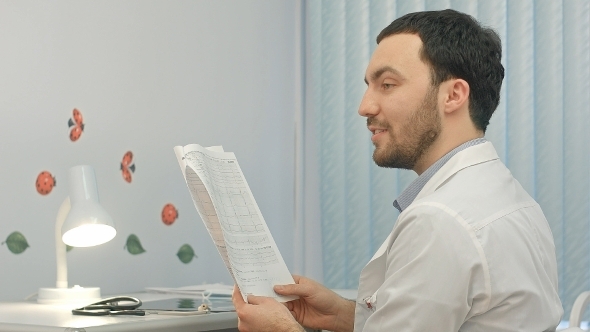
[174,144,296,302]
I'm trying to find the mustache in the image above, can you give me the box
[367,117,389,129]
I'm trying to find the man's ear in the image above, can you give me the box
[442,79,470,114]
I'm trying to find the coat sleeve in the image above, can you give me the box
[361,203,489,332]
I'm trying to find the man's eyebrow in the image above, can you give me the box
[364,66,404,85]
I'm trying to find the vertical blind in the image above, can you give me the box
[300,0,590,317]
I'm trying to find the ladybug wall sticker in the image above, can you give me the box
[36,171,56,195]
[120,151,135,183]
[72,108,83,125]
[67,108,85,142]
[161,203,178,225]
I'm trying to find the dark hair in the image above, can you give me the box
[377,9,504,132]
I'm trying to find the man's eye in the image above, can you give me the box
[382,83,394,89]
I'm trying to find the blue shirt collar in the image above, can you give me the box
[393,138,487,213]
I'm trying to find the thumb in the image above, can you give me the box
[274,283,309,297]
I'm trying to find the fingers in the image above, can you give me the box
[234,285,286,307]
[284,299,294,311]
[246,295,267,305]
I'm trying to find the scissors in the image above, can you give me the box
[72,296,145,316]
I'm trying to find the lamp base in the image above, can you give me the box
[37,285,101,306]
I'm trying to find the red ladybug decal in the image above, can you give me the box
[69,126,83,142]
[121,168,132,183]
[72,108,83,126]
[161,203,178,225]
[122,151,133,167]
[36,171,56,195]
[67,108,84,142]
[120,151,135,183]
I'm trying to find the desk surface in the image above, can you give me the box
[0,292,238,332]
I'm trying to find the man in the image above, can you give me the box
[233,9,563,332]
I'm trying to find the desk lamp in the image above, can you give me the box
[37,165,116,305]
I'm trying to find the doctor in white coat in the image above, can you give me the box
[232,9,563,332]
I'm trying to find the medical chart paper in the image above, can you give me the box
[174,144,296,302]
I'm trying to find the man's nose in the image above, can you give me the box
[358,90,378,117]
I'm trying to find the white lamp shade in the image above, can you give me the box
[61,165,116,247]
[62,201,116,247]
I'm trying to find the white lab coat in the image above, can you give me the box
[354,142,563,331]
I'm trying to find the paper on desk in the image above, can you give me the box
[174,144,296,302]
[146,283,233,297]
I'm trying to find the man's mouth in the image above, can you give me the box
[369,127,388,142]
[373,129,386,135]
[367,118,389,142]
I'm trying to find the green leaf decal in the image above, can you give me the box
[124,234,146,255]
[177,299,195,308]
[176,244,197,264]
[2,231,30,254]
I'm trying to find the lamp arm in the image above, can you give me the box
[55,197,71,289]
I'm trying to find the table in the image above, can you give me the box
[0,289,357,332]
[0,292,238,332]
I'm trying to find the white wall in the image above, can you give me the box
[0,0,299,300]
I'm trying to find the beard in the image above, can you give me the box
[370,86,441,169]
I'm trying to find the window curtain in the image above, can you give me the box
[296,0,590,318]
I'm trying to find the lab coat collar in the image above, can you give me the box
[393,138,487,213]
[413,141,499,202]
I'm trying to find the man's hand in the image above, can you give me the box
[232,285,304,332]
[273,275,355,332]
